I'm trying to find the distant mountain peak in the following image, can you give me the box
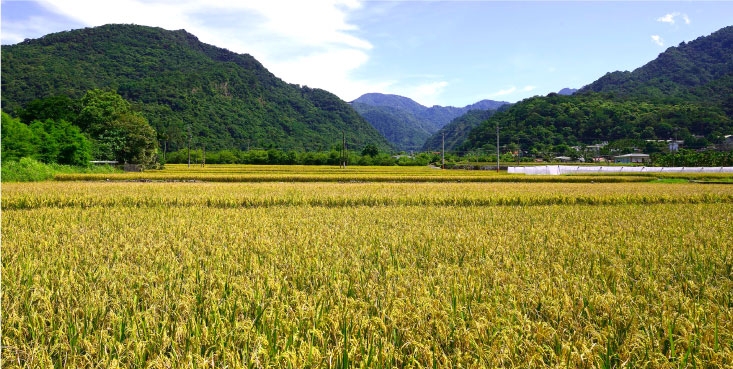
[558,88,578,96]
[352,93,427,115]
[352,92,509,151]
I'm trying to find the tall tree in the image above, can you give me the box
[77,89,133,135]
[78,89,158,166]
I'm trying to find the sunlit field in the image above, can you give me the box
[2,168,732,368]
[53,163,655,183]
[53,164,733,184]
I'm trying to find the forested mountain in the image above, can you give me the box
[459,26,733,157]
[350,102,434,152]
[351,93,508,151]
[581,26,733,104]
[351,93,427,117]
[1,24,391,152]
[422,108,502,152]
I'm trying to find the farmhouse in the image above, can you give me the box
[614,153,650,164]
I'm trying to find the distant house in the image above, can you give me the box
[614,153,650,164]
[586,142,608,154]
[554,156,572,162]
[721,135,733,151]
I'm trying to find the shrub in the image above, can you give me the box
[1,157,56,182]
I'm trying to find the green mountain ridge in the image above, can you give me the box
[459,26,733,157]
[581,26,733,103]
[351,92,508,151]
[1,24,391,152]
[422,108,504,152]
[350,102,435,152]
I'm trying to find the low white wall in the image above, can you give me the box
[508,165,733,175]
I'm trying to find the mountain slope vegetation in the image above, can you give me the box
[1,24,391,152]
[581,26,733,102]
[460,26,733,157]
[350,102,435,152]
[422,109,502,152]
[351,93,508,151]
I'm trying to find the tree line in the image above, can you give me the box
[2,90,158,168]
[164,146,442,166]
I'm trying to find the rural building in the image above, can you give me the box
[90,160,118,165]
[614,153,650,164]
[721,135,733,151]
[586,142,608,154]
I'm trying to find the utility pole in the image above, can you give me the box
[442,133,445,169]
[341,131,347,168]
[496,123,500,173]
[672,134,676,167]
[186,124,192,168]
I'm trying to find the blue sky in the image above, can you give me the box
[2,1,732,107]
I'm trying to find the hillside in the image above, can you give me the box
[1,24,391,152]
[351,93,508,151]
[580,26,733,102]
[422,109,502,152]
[350,102,434,152]
[459,26,733,157]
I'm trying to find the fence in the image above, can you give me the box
[508,165,733,175]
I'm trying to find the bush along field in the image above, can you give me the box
[2,181,732,368]
[1,157,120,182]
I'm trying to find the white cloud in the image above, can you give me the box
[651,35,664,46]
[657,12,677,24]
[385,81,449,107]
[490,86,517,97]
[411,81,449,107]
[1,15,71,44]
[26,0,377,101]
[656,12,691,25]
[488,85,535,98]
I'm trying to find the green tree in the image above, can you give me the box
[29,119,91,166]
[1,112,37,161]
[78,90,159,166]
[29,121,59,163]
[77,89,132,135]
[19,95,80,124]
[361,144,379,157]
[110,113,158,166]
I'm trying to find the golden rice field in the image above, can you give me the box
[51,163,652,183]
[53,164,733,183]
[2,167,733,368]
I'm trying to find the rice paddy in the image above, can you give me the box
[2,166,732,368]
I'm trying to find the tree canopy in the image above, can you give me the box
[3,89,159,167]
[1,24,391,153]
[2,112,91,166]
